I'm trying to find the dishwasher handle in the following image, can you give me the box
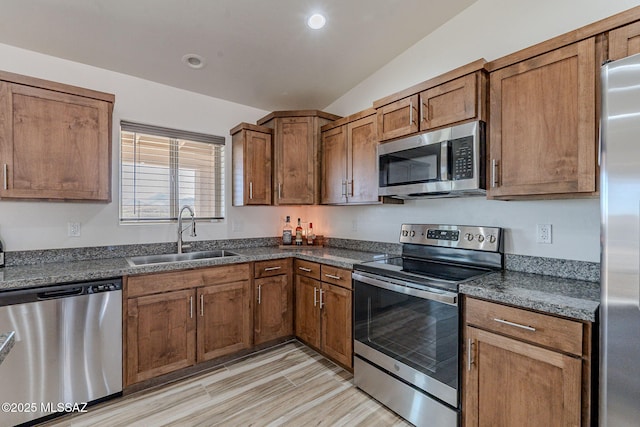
[37,287,84,300]
[0,278,122,306]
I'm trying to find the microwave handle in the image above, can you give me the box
[440,140,450,181]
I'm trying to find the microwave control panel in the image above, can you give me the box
[451,136,474,180]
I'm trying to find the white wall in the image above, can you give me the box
[318,0,640,262]
[1,0,637,260]
[0,43,309,251]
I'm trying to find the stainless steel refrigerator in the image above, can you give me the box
[600,53,640,427]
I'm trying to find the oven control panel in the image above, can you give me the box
[400,224,502,252]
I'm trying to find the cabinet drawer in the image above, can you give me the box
[465,298,583,356]
[295,259,321,279]
[254,258,291,278]
[127,264,250,298]
[320,265,352,290]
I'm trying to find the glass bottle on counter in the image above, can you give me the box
[282,216,293,245]
[295,218,303,246]
[307,223,315,245]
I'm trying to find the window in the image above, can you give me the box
[120,121,225,222]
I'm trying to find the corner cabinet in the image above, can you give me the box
[124,264,252,386]
[231,123,273,206]
[257,110,340,205]
[373,59,487,142]
[321,109,385,205]
[294,260,353,369]
[462,297,593,427]
[487,38,598,199]
[0,71,114,201]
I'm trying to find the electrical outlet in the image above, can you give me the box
[232,220,243,232]
[352,219,358,232]
[68,222,81,237]
[536,224,552,244]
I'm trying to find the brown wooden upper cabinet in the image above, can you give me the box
[257,110,340,205]
[486,38,598,199]
[231,123,273,206]
[0,71,114,202]
[373,59,487,142]
[321,109,380,204]
[609,20,640,60]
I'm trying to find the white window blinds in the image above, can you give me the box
[120,121,225,221]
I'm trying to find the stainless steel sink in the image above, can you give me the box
[126,250,240,266]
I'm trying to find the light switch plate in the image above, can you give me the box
[68,222,81,237]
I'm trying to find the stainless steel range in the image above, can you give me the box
[352,224,503,427]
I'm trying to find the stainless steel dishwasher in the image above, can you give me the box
[0,278,122,426]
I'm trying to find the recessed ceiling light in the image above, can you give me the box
[182,54,206,69]
[307,13,326,30]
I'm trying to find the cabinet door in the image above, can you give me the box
[197,281,252,362]
[347,114,378,204]
[0,82,111,201]
[419,73,477,130]
[294,275,321,348]
[320,283,353,369]
[274,117,316,205]
[488,38,596,198]
[126,289,196,385]
[464,327,582,427]
[321,125,348,204]
[245,129,272,205]
[609,21,640,61]
[376,94,419,142]
[254,274,293,345]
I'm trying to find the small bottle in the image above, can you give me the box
[0,237,4,268]
[295,218,303,246]
[307,223,315,245]
[282,216,293,245]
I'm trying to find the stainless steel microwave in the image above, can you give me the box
[377,121,486,199]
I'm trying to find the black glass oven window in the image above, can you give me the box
[379,144,440,187]
[354,281,458,388]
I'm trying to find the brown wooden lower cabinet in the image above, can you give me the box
[197,281,252,362]
[294,260,352,369]
[126,289,196,384]
[254,258,293,345]
[463,297,591,427]
[124,264,252,386]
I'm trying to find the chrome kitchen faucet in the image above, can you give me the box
[177,205,196,254]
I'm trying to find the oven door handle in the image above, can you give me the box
[352,272,457,306]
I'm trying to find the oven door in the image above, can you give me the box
[353,271,459,407]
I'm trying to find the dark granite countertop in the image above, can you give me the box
[460,270,600,322]
[0,246,386,291]
[0,245,600,323]
[0,331,16,366]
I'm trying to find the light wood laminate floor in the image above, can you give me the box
[42,341,412,427]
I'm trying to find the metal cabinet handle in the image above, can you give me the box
[278,182,282,200]
[409,100,414,125]
[298,267,312,272]
[257,285,262,304]
[493,318,536,332]
[200,294,204,317]
[491,159,499,188]
[324,273,341,280]
[189,296,193,319]
[467,338,474,371]
[264,266,281,271]
[3,164,7,190]
[249,181,253,199]
[313,287,318,307]
[348,180,354,197]
[341,180,347,198]
[319,289,325,309]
